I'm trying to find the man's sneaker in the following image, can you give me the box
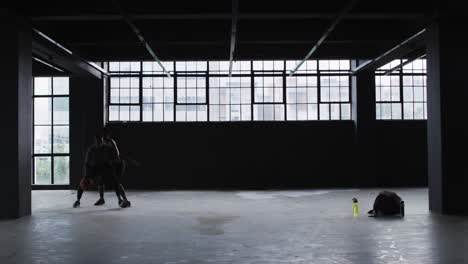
[73,201,80,208]
[120,200,131,208]
[94,198,105,206]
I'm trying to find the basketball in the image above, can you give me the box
[80,178,95,190]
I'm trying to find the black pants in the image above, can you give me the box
[77,164,127,202]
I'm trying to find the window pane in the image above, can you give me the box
[197,105,208,121]
[253,105,263,120]
[274,105,285,121]
[110,89,120,104]
[287,104,297,120]
[53,98,69,125]
[164,104,174,121]
[330,104,340,120]
[341,104,351,120]
[120,89,130,104]
[308,104,318,120]
[404,103,414,119]
[403,85,414,101]
[153,104,163,121]
[392,103,402,119]
[297,104,307,120]
[35,98,52,125]
[241,105,251,120]
[53,77,69,95]
[34,126,51,154]
[414,103,424,119]
[120,106,130,121]
[35,77,52,95]
[130,106,140,121]
[109,106,119,121]
[143,104,152,121]
[320,104,330,120]
[53,126,69,154]
[381,103,392,120]
[35,157,51,185]
[54,157,70,184]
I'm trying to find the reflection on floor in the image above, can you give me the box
[1,188,467,263]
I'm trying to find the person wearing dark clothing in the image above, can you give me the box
[73,134,124,208]
[102,128,131,208]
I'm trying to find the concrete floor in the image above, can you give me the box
[1,189,467,264]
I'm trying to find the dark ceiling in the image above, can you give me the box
[7,0,444,61]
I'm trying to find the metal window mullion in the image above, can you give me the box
[318,71,322,120]
[174,71,178,122]
[251,64,255,120]
[206,72,210,121]
[400,62,405,120]
[283,70,287,120]
[348,74,352,119]
[139,63,143,122]
[32,81,36,185]
[50,77,54,185]
[107,74,111,122]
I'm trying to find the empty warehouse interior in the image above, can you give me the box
[1,1,468,263]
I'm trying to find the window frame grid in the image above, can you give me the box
[375,59,427,121]
[208,72,252,122]
[141,73,175,122]
[252,70,286,121]
[317,71,352,121]
[108,71,143,122]
[33,76,70,185]
[174,72,209,122]
[107,60,353,122]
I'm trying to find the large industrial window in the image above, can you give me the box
[33,77,70,185]
[107,60,351,122]
[285,60,351,120]
[142,77,174,122]
[208,61,251,121]
[376,59,427,120]
[175,61,208,121]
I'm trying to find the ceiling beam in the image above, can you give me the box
[112,1,172,78]
[289,0,358,76]
[33,57,65,73]
[31,12,429,21]
[32,28,107,78]
[352,29,426,74]
[228,0,239,77]
[382,53,426,75]
[66,39,405,47]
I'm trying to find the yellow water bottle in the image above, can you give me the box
[352,198,359,217]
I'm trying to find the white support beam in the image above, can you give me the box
[289,0,359,77]
[352,29,426,74]
[228,0,239,77]
[112,1,172,78]
[32,28,108,78]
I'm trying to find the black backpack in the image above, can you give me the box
[368,191,404,216]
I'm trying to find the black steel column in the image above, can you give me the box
[426,16,468,215]
[352,66,377,186]
[69,76,105,188]
[0,10,33,218]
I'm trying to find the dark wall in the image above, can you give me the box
[375,121,428,187]
[103,121,428,189]
[107,122,356,189]
[69,76,105,188]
